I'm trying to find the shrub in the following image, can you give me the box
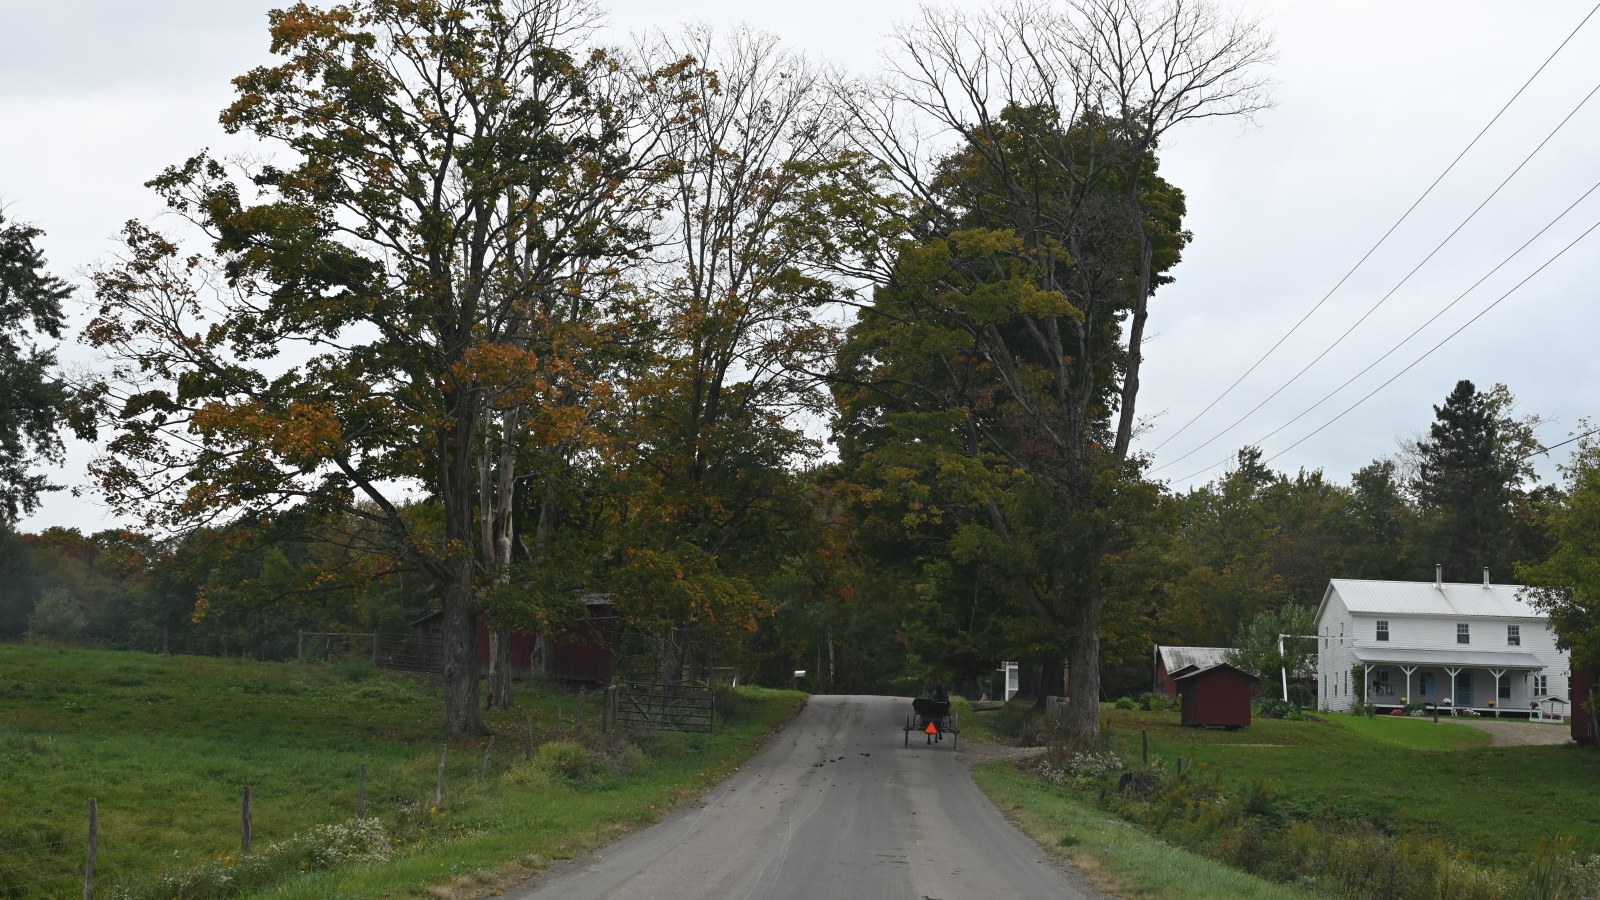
[119,818,389,899]
[1114,696,1138,710]
[1138,692,1174,711]
[534,740,604,782]
[1256,698,1299,719]
[29,589,85,642]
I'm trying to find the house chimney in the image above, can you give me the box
[1483,568,1491,588]
[1435,564,1443,589]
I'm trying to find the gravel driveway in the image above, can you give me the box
[1449,717,1572,746]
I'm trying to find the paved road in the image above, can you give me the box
[508,694,1101,900]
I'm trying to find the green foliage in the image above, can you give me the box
[994,705,1600,898]
[27,587,84,640]
[0,212,71,525]
[120,818,391,900]
[1254,698,1299,719]
[1520,427,1600,672]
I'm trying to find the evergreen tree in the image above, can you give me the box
[1413,380,1520,580]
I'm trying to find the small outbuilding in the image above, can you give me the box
[1174,662,1259,729]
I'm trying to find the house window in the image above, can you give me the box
[1499,679,1511,699]
[1420,672,1435,696]
[1534,674,1548,695]
[1457,623,1470,644]
[1507,625,1520,646]
[1376,620,1389,641]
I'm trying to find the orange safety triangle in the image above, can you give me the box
[924,722,939,734]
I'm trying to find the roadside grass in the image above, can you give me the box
[974,761,1307,899]
[1093,705,1600,863]
[0,644,802,898]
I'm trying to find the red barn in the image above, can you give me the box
[1174,662,1259,729]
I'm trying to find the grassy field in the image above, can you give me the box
[967,700,1600,898]
[974,762,1308,899]
[1094,705,1600,863]
[0,643,803,898]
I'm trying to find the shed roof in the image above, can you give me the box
[1350,645,1548,669]
[1173,662,1260,683]
[1320,579,1543,621]
[1157,646,1234,672]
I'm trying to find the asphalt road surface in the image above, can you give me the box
[508,694,1101,900]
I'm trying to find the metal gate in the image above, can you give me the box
[612,632,718,734]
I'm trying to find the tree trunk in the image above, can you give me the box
[441,570,487,738]
[1062,585,1105,751]
[486,629,514,710]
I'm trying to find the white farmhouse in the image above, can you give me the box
[1314,568,1570,717]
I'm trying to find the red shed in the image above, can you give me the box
[1174,662,1259,729]
[1574,668,1597,746]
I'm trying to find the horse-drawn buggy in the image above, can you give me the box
[903,696,959,747]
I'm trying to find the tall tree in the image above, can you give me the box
[1519,428,1600,739]
[598,27,846,649]
[1412,380,1529,580]
[0,212,72,524]
[834,0,1270,744]
[80,0,675,738]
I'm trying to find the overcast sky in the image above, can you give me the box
[4,1,1598,534]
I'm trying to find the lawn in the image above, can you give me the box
[0,644,802,898]
[1094,705,1600,863]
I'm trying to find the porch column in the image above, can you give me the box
[1444,666,1462,714]
[1400,665,1417,706]
[1489,669,1505,717]
[1363,664,1373,705]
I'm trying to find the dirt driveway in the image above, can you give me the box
[1450,717,1572,747]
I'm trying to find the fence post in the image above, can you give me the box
[84,798,97,900]
[241,786,253,855]
[523,717,533,762]
[1141,730,1148,765]
[435,744,447,807]
[357,763,367,820]
[479,735,494,783]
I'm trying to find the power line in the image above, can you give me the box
[1170,212,1600,484]
[1258,217,1600,468]
[1153,76,1600,474]
[1148,1,1600,455]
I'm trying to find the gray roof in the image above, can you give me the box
[1351,645,1548,669]
[1323,579,1543,619]
[1158,646,1233,672]
[1172,662,1260,683]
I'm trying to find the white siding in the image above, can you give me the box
[1314,580,1571,714]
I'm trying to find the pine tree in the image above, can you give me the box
[1414,380,1517,579]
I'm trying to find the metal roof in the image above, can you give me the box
[1351,645,1548,669]
[1157,646,1233,672]
[1325,579,1543,619]
[1172,662,1260,682]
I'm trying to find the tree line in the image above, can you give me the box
[3,0,1596,745]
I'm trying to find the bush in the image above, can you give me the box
[534,740,604,782]
[1256,698,1300,719]
[29,589,85,642]
[1114,696,1138,709]
[120,818,389,899]
[1137,692,1173,711]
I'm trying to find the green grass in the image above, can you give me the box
[1093,705,1600,863]
[974,762,1307,899]
[0,644,802,898]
